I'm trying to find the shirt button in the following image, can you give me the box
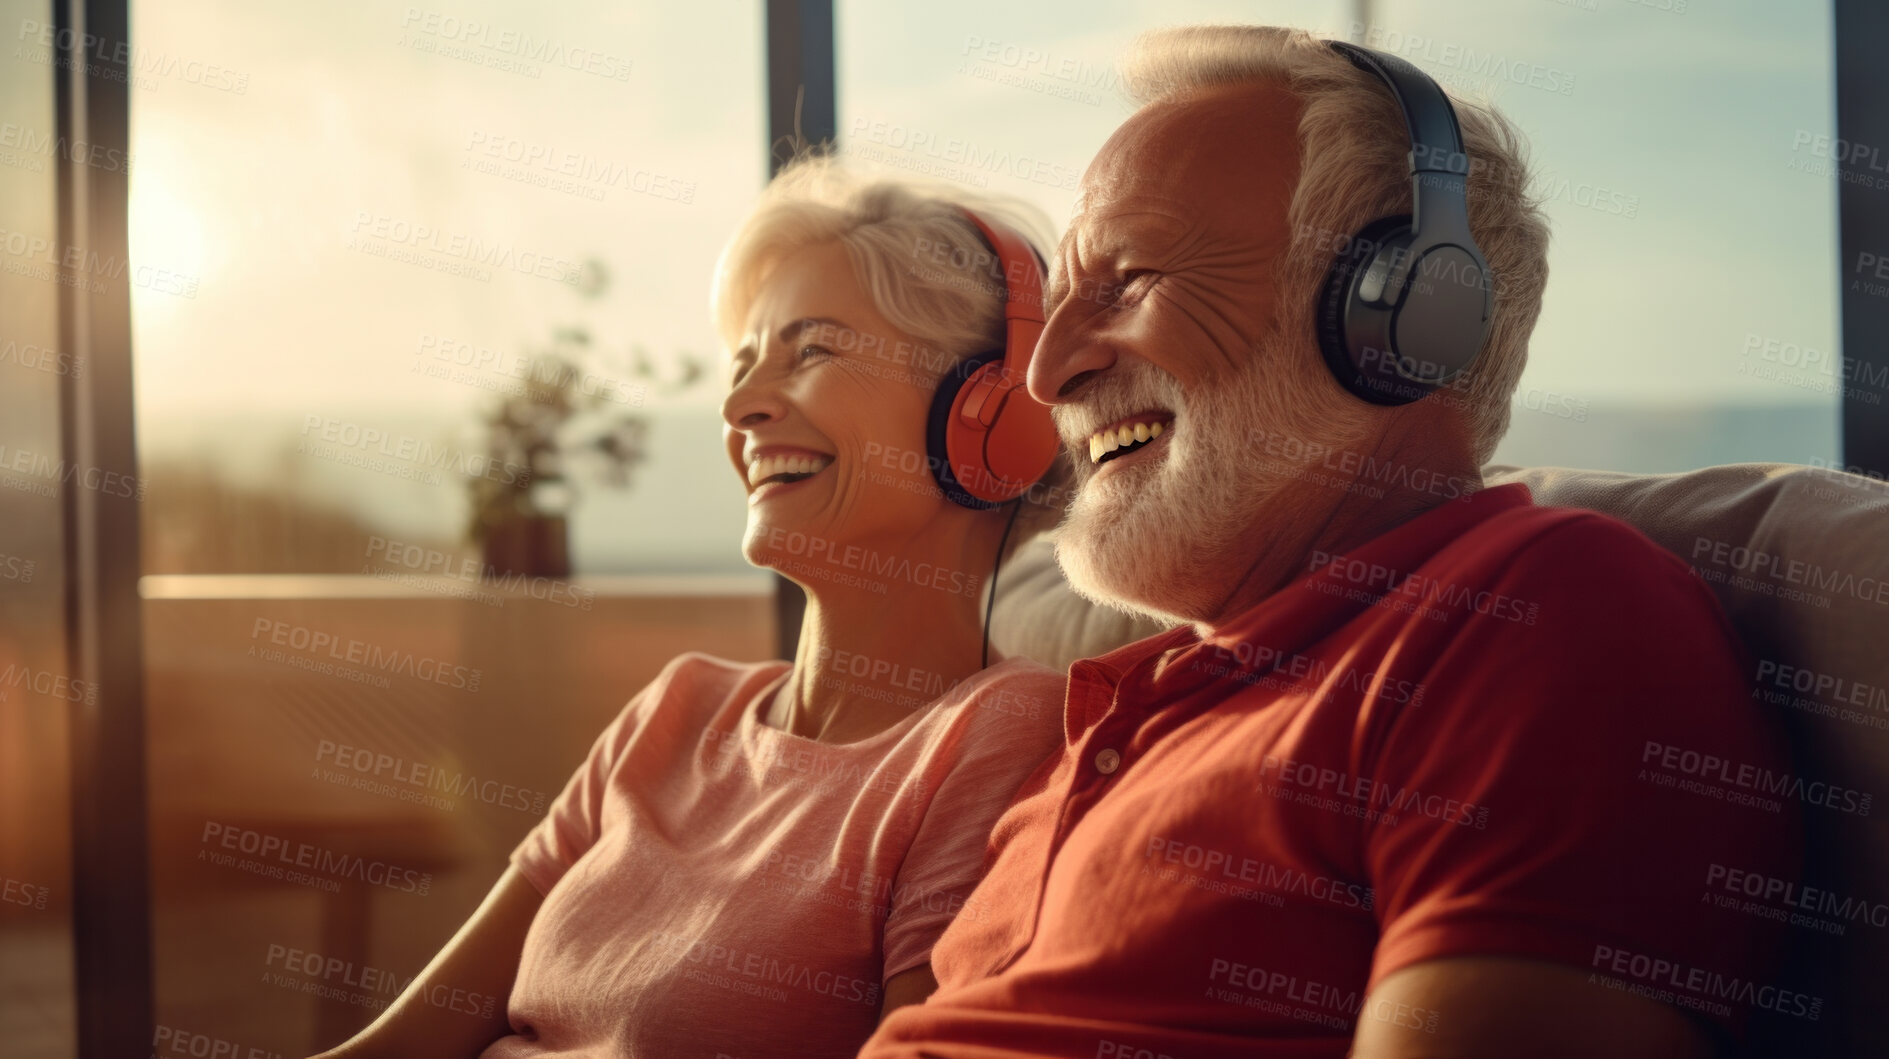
[1094,748,1121,775]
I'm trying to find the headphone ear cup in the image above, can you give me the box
[926,350,1058,509]
[1316,214,1428,406]
[980,383,1058,496]
[927,352,1003,510]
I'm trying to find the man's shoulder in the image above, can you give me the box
[1425,502,1744,672]
[1449,501,1704,601]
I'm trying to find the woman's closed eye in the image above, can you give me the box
[728,344,833,386]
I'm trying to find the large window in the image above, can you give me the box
[0,0,76,1046]
[131,1,764,578]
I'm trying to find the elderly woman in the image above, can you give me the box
[312,158,1072,1059]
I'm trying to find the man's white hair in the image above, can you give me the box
[1120,25,1551,463]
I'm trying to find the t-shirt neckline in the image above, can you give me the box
[738,656,1027,751]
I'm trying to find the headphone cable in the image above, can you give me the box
[982,500,1024,670]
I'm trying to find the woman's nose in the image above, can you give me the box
[721,370,789,431]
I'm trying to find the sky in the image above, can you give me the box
[117,0,1845,570]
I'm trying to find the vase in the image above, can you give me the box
[480,513,571,580]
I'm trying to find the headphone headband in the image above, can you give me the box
[1327,41,1470,178]
[1315,39,1492,405]
[958,209,1048,384]
[925,208,1059,508]
[1325,41,1477,311]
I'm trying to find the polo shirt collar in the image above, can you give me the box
[1062,483,1535,735]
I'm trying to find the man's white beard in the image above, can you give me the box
[1051,339,1366,628]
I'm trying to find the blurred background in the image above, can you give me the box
[1,0,1877,1055]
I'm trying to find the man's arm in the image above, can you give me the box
[310,864,544,1059]
[880,964,940,1025]
[1349,957,1717,1059]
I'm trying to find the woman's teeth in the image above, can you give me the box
[1087,419,1169,465]
[748,453,834,487]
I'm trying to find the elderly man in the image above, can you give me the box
[860,25,1802,1059]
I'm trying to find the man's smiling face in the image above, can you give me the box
[1027,79,1373,625]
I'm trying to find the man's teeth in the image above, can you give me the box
[747,453,834,487]
[1087,420,1166,464]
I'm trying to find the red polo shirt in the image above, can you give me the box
[862,483,1804,1058]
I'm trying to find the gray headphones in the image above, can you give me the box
[1315,40,1493,406]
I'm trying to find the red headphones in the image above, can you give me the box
[924,208,1060,509]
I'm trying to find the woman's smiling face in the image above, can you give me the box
[722,240,968,572]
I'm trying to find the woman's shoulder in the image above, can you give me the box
[929,655,1068,749]
[630,652,790,725]
[661,650,791,684]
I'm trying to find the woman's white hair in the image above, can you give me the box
[1120,25,1551,463]
[712,152,1055,364]
[710,152,1072,541]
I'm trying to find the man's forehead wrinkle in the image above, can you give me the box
[1066,193,1196,270]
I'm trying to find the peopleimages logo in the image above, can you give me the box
[2,876,48,910]
[1260,754,1491,830]
[1195,641,1425,706]
[1755,659,1887,712]
[1247,430,1482,505]
[0,663,97,705]
[347,212,584,286]
[1308,550,1539,626]
[647,929,881,1006]
[14,19,251,93]
[463,132,694,203]
[366,534,594,610]
[315,739,548,815]
[1690,536,1889,606]
[1591,944,1821,1022]
[0,121,133,174]
[754,525,982,599]
[152,1024,281,1059]
[0,442,145,500]
[1347,23,1576,95]
[847,117,1082,191]
[200,821,431,895]
[1705,862,1889,931]
[300,414,528,487]
[812,646,951,700]
[1641,740,1872,816]
[263,943,498,1019]
[250,617,483,692]
[0,338,83,377]
[398,8,634,80]
[1145,836,1374,911]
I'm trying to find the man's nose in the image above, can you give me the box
[1028,296,1115,404]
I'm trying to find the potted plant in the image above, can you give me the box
[467,265,704,579]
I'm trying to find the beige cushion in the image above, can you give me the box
[992,462,1889,1056]
[990,537,1170,671]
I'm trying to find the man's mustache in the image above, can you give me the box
[1049,368,1185,448]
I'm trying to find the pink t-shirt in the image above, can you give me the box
[477,651,1068,1059]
